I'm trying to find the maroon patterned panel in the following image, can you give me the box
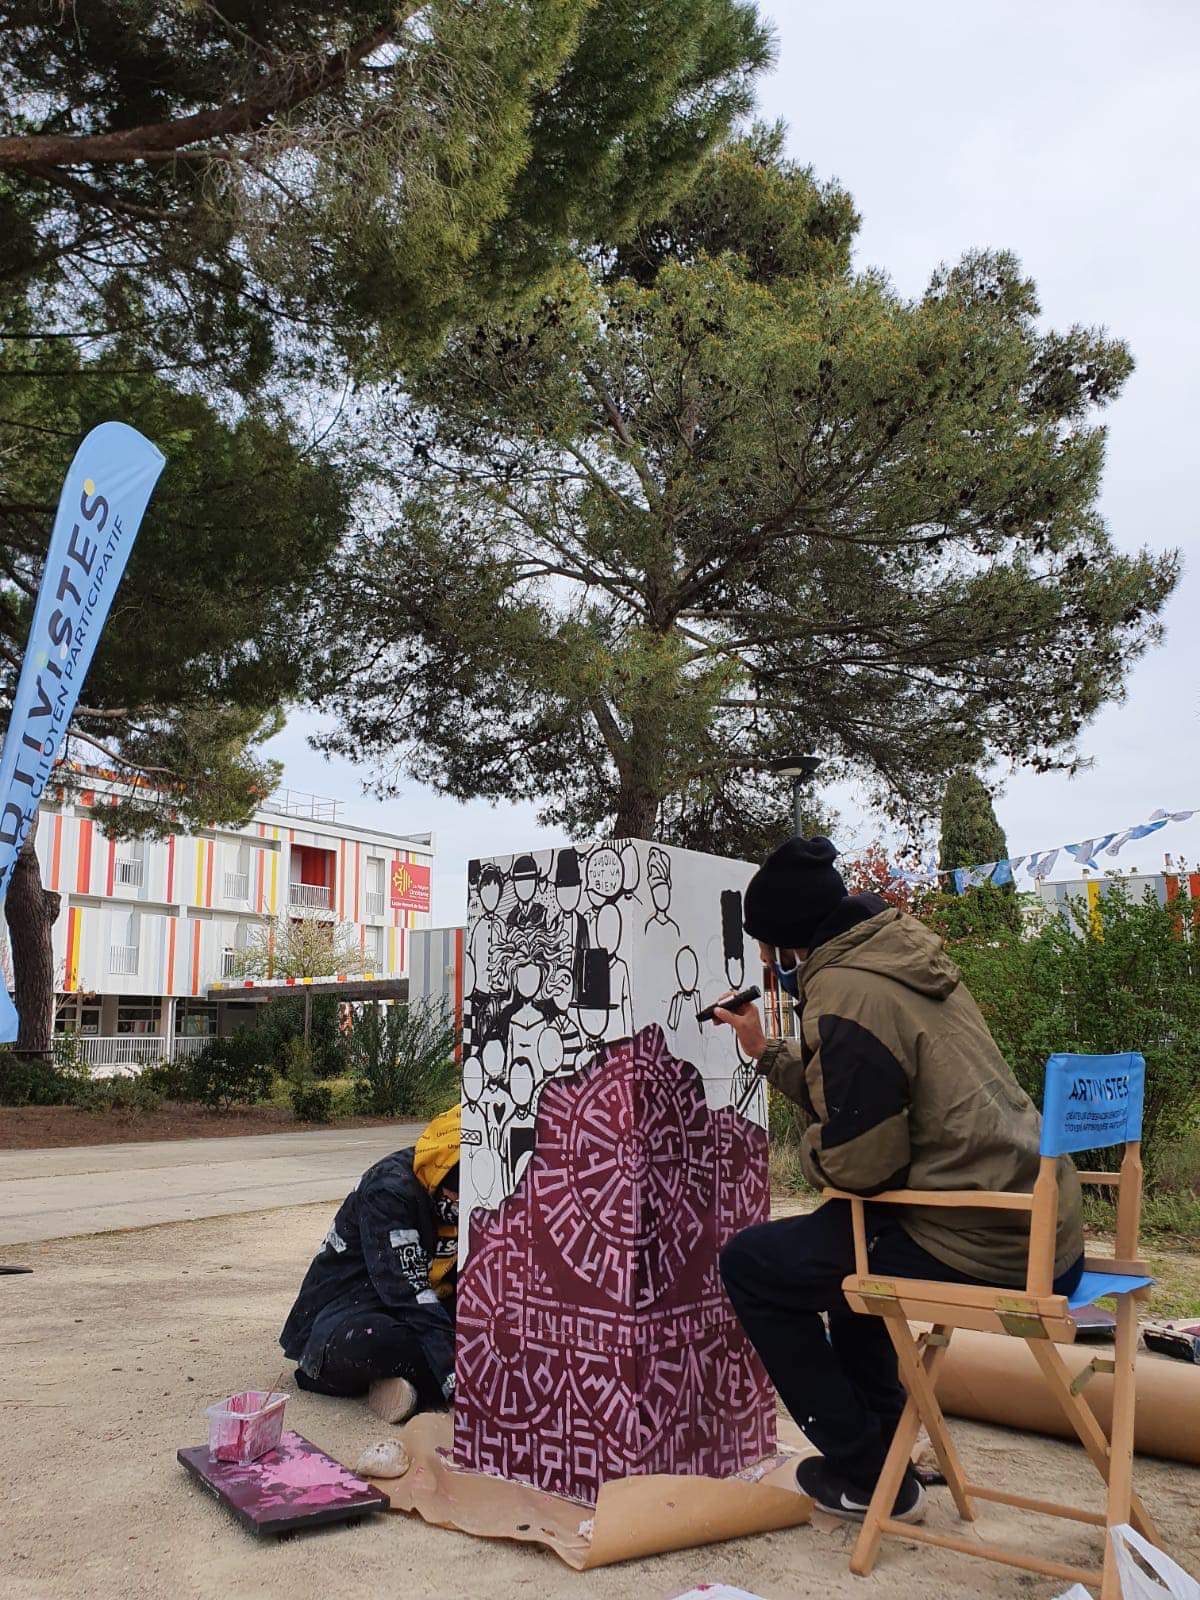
[454,1023,774,1503]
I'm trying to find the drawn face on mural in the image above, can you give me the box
[510,1057,536,1111]
[481,1037,506,1088]
[478,868,503,915]
[554,848,583,915]
[515,960,541,1001]
[595,903,621,956]
[512,856,539,905]
[537,1025,565,1077]
[675,945,699,994]
[586,846,623,906]
[462,1053,484,1107]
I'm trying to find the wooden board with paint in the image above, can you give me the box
[178,1430,388,1537]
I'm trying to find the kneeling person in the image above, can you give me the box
[280,1106,461,1425]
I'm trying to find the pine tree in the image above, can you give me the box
[315,138,1176,844]
[939,770,1009,878]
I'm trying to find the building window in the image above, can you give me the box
[365,857,385,916]
[115,839,144,887]
[110,909,140,975]
[364,925,385,968]
[224,841,251,902]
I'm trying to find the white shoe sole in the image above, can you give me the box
[367,1377,419,1425]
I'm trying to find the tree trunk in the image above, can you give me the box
[5,827,61,1058]
[613,784,658,839]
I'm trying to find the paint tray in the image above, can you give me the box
[206,1389,287,1464]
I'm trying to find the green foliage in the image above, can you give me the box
[253,995,347,1079]
[946,882,1200,1175]
[0,339,348,840]
[0,1,770,386]
[345,1000,458,1119]
[0,1047,90,1106]
[73,1073,164,1116]
[319,141,1175,837]
[185,1035,274,1112]
[289,1079,334,1123]
[939,770,1009,880]
[920,883,1022,941]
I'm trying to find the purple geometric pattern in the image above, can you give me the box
[454,1024,774,1502]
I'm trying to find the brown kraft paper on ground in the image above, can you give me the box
[369,1412,812,1569]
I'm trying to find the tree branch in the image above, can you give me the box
[0,13,414,169]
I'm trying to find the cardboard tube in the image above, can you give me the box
[936,1328,1200,1465]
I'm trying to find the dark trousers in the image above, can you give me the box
[720,1200,1083,1488]
[294,1309,443,1409]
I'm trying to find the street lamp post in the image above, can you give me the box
[763,754,822,838]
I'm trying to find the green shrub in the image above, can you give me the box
[0,1048,91,1106]
[289,1079,334,1121]
[185,1034,274,1110]
[940,881,1200,1177]
[254,994,346,1078]
[75,1073,165,1115]
[345,999,458,1119]
[139,1057,193,1100]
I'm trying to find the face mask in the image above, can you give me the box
[774,959,800,999]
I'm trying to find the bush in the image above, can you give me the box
[0,1047,91,1106]
[254,994,346,1078]
[185,1034,274,1110]
[943,881,1200,1177]
[74,1073,165,1115]
[289,1079,334,1122]
[345,999,458,1118]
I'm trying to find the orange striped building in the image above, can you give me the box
[39,781,433,1053]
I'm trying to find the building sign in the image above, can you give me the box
[391,859,430,913]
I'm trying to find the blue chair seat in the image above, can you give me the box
[1068,1269,1153,1311]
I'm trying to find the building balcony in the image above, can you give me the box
[109,944,139,976]
[114,857,144,887]
[55,1033,210,1078]
[224,870,250,901]
[365,889,385,916]
[289,881,333,912]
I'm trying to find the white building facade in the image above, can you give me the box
[35,779,433,1068]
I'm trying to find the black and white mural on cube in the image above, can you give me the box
[459,839,766,1253]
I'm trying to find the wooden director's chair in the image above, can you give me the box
[825,1051,1160,1600]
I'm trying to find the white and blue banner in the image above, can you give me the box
[0,421,165,1041]
[885,807,1198,895]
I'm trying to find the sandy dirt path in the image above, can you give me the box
[3,1204,1197,1600]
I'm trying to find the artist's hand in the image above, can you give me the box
[712,994,769,1060]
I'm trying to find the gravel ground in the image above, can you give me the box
[2,1204,1197,1600]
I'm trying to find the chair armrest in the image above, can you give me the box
[822,1186,1035,1212]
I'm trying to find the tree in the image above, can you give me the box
[939,769,1009,881]
[316,137,1177,839]
[0,341,349,1056]
[224,914,366,981]
[0,0,772,382]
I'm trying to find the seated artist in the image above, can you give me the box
[714,837,1083,1525]
[280,1105,460,1425]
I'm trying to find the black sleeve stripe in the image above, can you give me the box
[816,1013,909,1151]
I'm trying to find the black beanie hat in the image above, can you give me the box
[743,836,846,950]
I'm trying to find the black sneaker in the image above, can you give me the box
[795,1455,926,1524]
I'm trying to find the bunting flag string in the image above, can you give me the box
[884,808,1197,892]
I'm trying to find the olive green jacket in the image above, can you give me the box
[761,908,1083,1285]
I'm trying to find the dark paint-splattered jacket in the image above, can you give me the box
[279,1147,457,1389]
[760,902,1083,1285]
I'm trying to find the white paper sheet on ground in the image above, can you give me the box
[669,1588,771,1600]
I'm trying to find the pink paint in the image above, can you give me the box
[206,1390,286,1464]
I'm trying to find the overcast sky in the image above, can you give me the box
[264,0,1200,925]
